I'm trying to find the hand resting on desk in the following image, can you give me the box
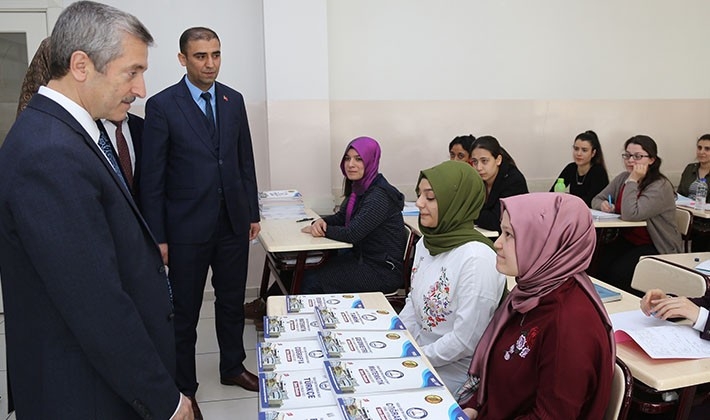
[301,218,327,237]
[640,288,700,323]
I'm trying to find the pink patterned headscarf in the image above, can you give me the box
[340,137,381,226]
[463,193,615,407]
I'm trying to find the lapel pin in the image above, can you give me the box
[223,95,229,102]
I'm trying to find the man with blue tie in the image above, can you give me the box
[0,1,192,418]
[140,27,261,419]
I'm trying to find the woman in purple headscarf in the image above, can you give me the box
[456,193,615,419]
[300,136,407,293]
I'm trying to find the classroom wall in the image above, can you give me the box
[325,0,710,197]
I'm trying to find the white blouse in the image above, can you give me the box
[398,239,505,393]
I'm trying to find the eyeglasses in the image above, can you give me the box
[621,153,650,161]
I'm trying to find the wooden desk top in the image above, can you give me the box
[258,209,352,253]
[648,252,710,269]
[595,278,710,391]
[403,215,499,238]
[593,218,647,228]
[677,204,710,219]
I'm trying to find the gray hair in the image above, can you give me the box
[49,1,153,78]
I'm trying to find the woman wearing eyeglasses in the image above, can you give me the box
[591,135,682,293]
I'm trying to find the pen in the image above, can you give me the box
[607,194,613,206]
[296,217,314,223]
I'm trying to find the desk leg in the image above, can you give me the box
[290,252,308,294]
[259,257,271,298]
[675,385,696,420]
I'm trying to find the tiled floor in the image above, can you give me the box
[0,297,261,419]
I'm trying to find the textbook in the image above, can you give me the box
[315,307,406,331]
[324,358,444,394]
[257,340,328,371]
[286,293,364,314]
[263,314,321,341]
[594,283,622,303]
[258,406,341,420]
[317,330,421,359]
[259,370,336,410]
[338,388,468,420]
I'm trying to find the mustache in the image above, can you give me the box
[121,96,136,104]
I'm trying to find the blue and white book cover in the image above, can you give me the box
[257,340,328,372]
[259,370,335,410]
[317,330,420,359]
[258,405,341,420]
[263,314,321,341]
[315,307,406,331]
[324,357,444,395]
[337,388,467,420]
[286,293,364,314]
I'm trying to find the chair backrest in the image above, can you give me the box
[401,224,420,290]
[630,257,708,297]
[605,358,633,420]
[675,208,693,252]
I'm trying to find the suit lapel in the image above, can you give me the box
[30,95,161,247]
[174,78,219,157]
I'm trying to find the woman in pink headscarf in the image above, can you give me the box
[456,193,615,419]
[299,136,407,293]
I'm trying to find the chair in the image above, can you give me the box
[385,224,420,312]
[630,256,708,298]
[605,358,633,420]
[675,207,693,252]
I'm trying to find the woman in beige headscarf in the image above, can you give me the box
[16,37,52,117]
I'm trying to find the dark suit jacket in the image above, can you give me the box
[0,94,179,419]
[475,161,529,232]
[690,294,710,340]
[139,76,259,244]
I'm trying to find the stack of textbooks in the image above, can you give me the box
[258,190,308,220]
[257,293,468,420]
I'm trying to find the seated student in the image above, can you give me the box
[456,193,615,419]
[398,160,505,393]
[244,137,406,320]
[470,136,528,232]
[641,288,710,340]
[298,136,407,293]
[449,134,476,163]
[677,134,710,251]
[592,135,682,293]
[549,130,609,207]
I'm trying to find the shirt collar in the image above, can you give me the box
[38,85,101,142]
[184,76,215,103]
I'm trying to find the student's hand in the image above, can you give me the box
[648,296,700,323]
[249,222,261,240]
[600,201,615,213]
[302,218,327,237]
[640,288,666,316]
[159,243,169,265]
[463,407,478,419]
[628,162,649,183]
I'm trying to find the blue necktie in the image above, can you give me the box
[200,91,216,136]
[98,130,128,189]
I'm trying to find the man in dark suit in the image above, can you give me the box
[101,113,144,197]
[139,27,261,417]
[0,2,192,419]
